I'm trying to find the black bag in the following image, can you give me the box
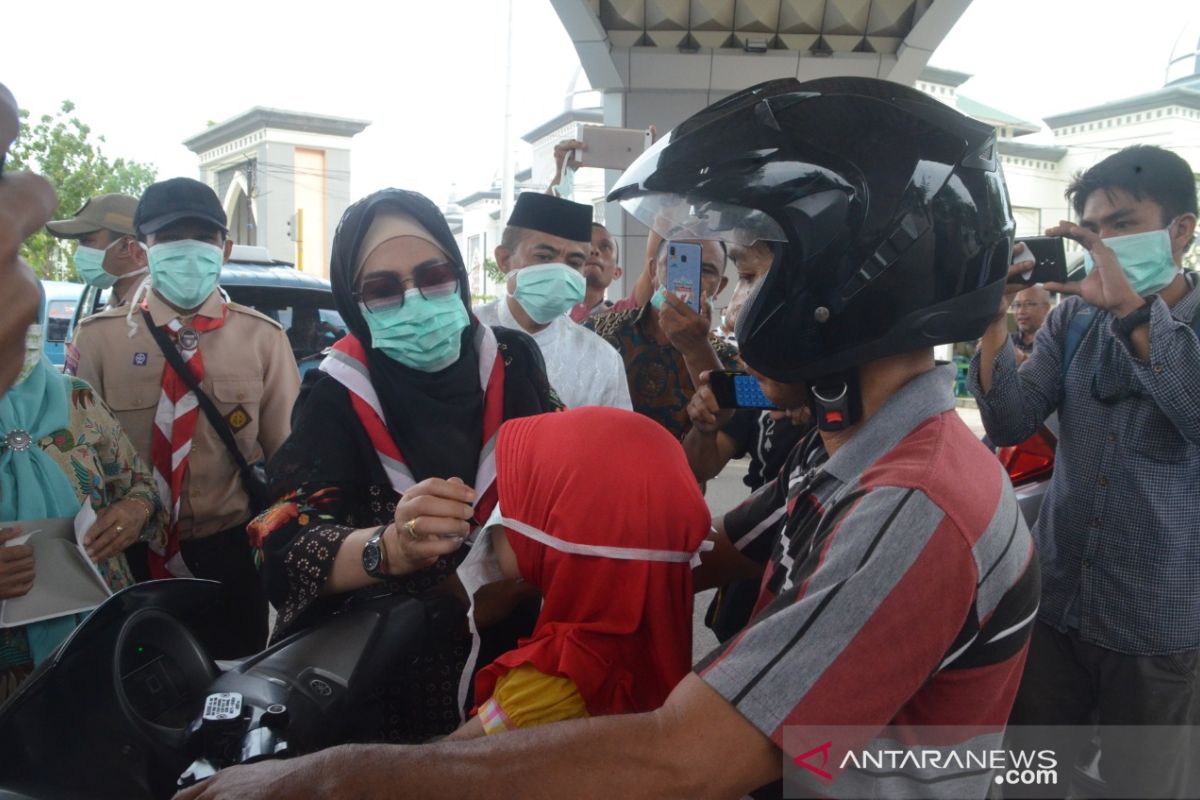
[142,310,273,513]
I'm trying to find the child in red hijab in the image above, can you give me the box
[449,406,712,738]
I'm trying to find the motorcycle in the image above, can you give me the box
[0,579,437,800]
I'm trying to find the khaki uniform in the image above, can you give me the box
[72,290,299,539]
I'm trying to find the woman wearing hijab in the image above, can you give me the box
[251,188,559,742]
[449,406,712,738]
[0,289,164,701]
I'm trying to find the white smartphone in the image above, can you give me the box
[575,125,653,170]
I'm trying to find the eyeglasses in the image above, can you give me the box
[354,261,459,312]
[1010,301,1049,311]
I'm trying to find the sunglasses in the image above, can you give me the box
[354,261,459,312]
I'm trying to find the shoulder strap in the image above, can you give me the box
[141,309,256,477]
[1061,306,1097,385]
[1062,301,1200,386]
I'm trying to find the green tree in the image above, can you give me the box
[8,100,157,280]
[482,257,505,285]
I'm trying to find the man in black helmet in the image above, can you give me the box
[176,78,1037,800]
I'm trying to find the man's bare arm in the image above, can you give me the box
[176,673,782,800]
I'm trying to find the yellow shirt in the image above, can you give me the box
[477,663,590,735]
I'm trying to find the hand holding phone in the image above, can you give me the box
[708,370,778,410]
[1012,236,1067,286]
[666,241,703,312]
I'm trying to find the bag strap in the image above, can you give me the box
[1060,306,1097,386]
[141,309,257,481]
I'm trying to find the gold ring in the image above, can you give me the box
[404,518,419,540]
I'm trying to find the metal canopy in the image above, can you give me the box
[549,0,971,90]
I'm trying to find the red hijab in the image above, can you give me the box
[473,406,712,717]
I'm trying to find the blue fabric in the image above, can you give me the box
[0,357,77,520]
[1,356,85,666]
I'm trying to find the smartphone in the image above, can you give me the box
[709,371,778,410]
[575,125,652,170]
[1013,236,1067,285]
[665,241,703,312]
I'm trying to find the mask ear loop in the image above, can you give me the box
[455,517,502,724]
[124,275,153,338]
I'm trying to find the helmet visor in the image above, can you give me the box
[618,192,787,247]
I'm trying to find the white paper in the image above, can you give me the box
[0,503,113,628]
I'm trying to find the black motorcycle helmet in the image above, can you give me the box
[609,77,1014,385]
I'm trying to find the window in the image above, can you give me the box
[46,299,77,343]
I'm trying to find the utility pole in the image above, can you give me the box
[498,0,515,298]
[295,208,304,272]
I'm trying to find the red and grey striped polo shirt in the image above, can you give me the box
[697,365,1039,798]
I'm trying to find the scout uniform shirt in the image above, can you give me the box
[71,290,300,539]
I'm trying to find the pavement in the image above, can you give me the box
[692,406,988,661]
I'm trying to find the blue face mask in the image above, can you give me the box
[361,290,470,372]
[147,240,224,309]
[1084,223,1180,297]
[512,263,585,324]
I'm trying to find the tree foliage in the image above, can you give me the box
[9,100,157,280]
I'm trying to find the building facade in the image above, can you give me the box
[184,108,371,278]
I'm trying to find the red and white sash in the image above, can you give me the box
[148,306,229,578]
[320,325,505,523]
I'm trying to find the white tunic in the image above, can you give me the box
[473,296,632,411]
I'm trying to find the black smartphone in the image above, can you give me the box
[708,370,777,410]
[1013,236,1067,285]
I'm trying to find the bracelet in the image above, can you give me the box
[125,496,154,526]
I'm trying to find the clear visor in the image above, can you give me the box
[618,192,787,246]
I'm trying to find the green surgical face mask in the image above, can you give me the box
[512,263,585,324]
[1083,221,1181,297]
[361,289,470,372]
[16,324,44,384]
[75,238,140,289]
[147,240,224,309]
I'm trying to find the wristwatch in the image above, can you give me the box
[1116,299,1154,337]
[361,525,390,579]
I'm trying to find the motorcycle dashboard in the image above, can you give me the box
[115,608,217,733]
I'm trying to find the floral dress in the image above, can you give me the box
[0,377,164,701]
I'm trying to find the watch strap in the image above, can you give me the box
[363,524,390,578]
[1116,299,1154,337]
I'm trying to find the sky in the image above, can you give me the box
[2,0,1198,209]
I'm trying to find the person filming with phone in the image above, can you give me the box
[970,144,1200,799]
[586,236,737,440]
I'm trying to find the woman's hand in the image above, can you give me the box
[388,477,476,574]
[0,527,35,599]
[84,497,152,562]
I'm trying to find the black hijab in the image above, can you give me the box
[329,188,484,484]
